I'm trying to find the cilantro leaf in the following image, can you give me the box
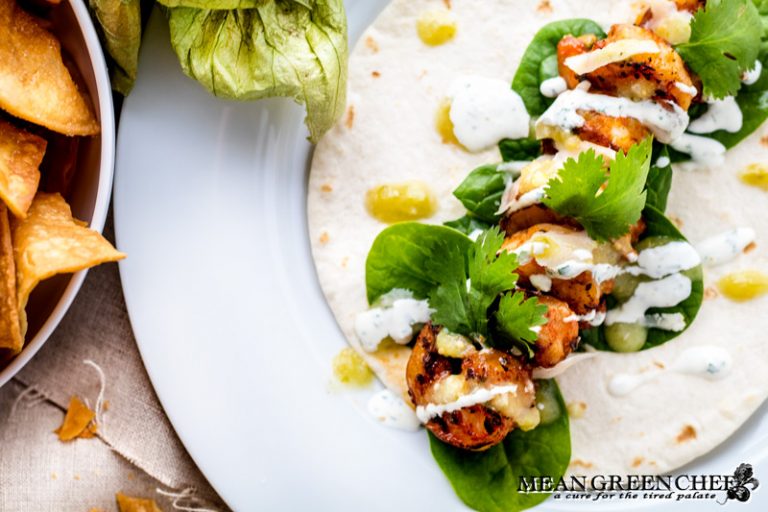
[427,242,473,334]
[495,291,549,357]
[428,228,519,338]
[677,0,762,99]
[543,138,652,242]
[466,229,520,336]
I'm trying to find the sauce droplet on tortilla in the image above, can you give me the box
[368,389,421,431]
[416,9,457,46]
[740,163,768,191]
[717,270,768,301]
[365,181,437,223]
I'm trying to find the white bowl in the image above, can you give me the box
[0,0,115,387]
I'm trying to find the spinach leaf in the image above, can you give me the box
[167,0,347,142]
[646,144,673,212]
[511,19,605,117]
[444,215,492,235]
[453,164,508,223]
[581,206,704,351]
[499,137,542,162]
[365,223,471,304]
[429,379,571,512]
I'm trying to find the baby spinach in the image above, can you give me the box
[499,137,542,162]
[452,164,508,223]
[581,206,704,351]
[443,215,492,235]
[429,379,571,512]
[646,145,673,212]
[365,223,471,304]
[511,19,605,117]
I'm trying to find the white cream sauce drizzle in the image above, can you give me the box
[624,241,701,279]
[540,76,568,98]
[605,273,692,326]
[533,352,598,379]
[674,81,698,96]
[530,274,553,292]
[687,96,743,134]
[564,309,607,326]
[695,227,756,267]
[368,390,421,431]
[669,133,726,166]
[742,60,763,86]
[536,83,689,143]
[608,346,733,397]
[655,155,671,168]
[449,76,531,152]
[354,290,433,352]
[416,385,519,423]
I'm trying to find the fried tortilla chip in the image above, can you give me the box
[0,119,46,218]
[12,192,125,336]
[0,203,22,353]
[55,396,95,441]
[0,0,100,136]
[116,492,163,512]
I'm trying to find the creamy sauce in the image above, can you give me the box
[449,76,531,152]
[672,346,732,380]
[564,39,660,75]
[642,312,686,331]
[687,96,743,134]
[674,81,698,96]
[742,60,763,85]
[497,185,546,215]
[564,309,607,326]
[669,133,726,165]
[655,155,671,168]
[368,390,421,431]
[530,274,553,292]
[354,291,433,351]
[625,241,701,279]
[415,384,518,423]
[537,84,689,144]
[532,353,598,379]
[606,273,692,326]
[540,76,568,98]
[608,345,732,397]
[695,227,755,267]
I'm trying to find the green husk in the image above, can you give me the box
[167,0,347,142]
[88,0,142,95]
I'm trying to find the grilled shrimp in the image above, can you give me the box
[558,24,696,110]
[574,111,651,153]
[501,224,614,315]
[406,324,539,451]
[500,204,580,235]
[534,295,580,368]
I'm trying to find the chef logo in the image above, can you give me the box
[719,463,759,505]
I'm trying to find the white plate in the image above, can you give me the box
[114,3,768,510]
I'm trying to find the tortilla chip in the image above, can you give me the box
[0,119,46,218]
[0,203,21,353]
[116,492,163,512]
[55,396,95,441]
[0,0,99,136]
[12,192,126,336]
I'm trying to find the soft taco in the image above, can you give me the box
[308,0,768,510]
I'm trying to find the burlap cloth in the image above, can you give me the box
[0,213,230,511]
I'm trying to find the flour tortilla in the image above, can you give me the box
[308,0,768,477]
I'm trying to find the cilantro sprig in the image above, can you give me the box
[677,0,762,99]
[427,228,547,353]
[542,138,652,242]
